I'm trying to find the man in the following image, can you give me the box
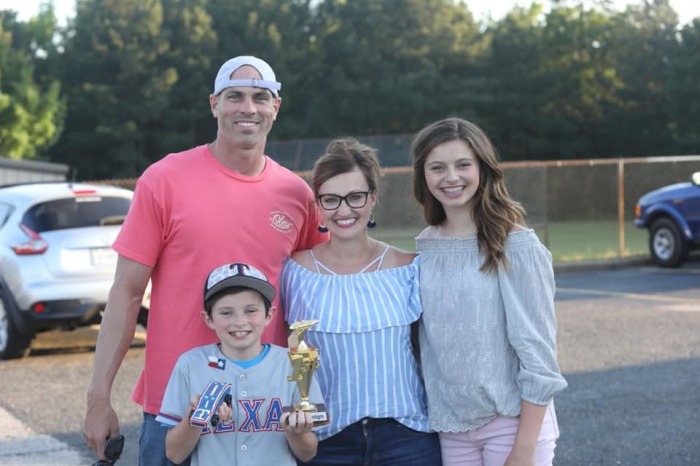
[84,56,327,465]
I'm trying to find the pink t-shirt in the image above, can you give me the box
[114,145,326,414]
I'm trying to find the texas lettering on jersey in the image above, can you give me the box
[200,397,285,435]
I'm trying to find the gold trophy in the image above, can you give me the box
[284,319,330,426]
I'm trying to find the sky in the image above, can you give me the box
[0,0,698,27]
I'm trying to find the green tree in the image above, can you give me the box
[152,0,217,155]
[51,0,176,179]
[35,0,696,177]
[205,0,317,139]
[477,3,550,159]
[667,19,700,153]
[481,2,675,161]
[601,0,678,157]
[537,3,625,158]
[0,9,64,160]
[306,0,486,137]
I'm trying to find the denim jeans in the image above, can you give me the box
[299,417,442,466]
[140,412,190,466]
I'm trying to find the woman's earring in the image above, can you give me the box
[318,224,329,233]
[367,214,377,229]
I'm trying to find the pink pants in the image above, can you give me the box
[439,403,560,466]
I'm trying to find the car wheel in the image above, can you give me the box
[649,218,690,268]
[0,291,32,359]
[137,307,148,329]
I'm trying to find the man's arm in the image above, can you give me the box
[84,255,152,459]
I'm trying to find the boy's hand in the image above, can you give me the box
[188,395,201,411]
[185,395,200,421]
[186,393,232,426]
[213,397,233,424]
[281,410,314,435]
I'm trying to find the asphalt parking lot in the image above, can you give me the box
[553,257,699,465]
[0,256,698,465]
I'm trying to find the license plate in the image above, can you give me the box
[90,247,117,266]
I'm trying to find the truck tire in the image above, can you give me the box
[649,218,689,268]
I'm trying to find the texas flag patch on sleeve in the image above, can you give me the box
[208,356,226,370]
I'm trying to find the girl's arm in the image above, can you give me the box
[505,400,547,466]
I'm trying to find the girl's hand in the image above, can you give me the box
[504,444,535,466]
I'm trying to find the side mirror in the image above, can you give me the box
[692,172,700,186]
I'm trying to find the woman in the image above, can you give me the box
[280,138,441,466]
[411,118,568,466]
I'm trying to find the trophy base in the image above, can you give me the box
[283,402,330,427]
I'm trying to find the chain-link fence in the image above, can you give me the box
[267,134,414,171]
[94,155,700,262]
[364,156,700,261]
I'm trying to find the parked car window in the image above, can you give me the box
[0,202,14,228]
[21,196,131,233]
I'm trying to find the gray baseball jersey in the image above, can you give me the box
[156,344,324,466]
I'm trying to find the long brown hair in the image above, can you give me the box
[411,117,526,273]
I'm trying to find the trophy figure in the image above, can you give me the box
[284,319,330,426]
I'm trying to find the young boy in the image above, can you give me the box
[156,262,321,465]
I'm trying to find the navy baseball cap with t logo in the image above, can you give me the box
[203,262,276,306]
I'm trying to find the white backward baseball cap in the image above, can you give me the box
[212,56,281,97]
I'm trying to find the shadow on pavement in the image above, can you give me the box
[556,358,700,465]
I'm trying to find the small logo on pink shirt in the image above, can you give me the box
[270,211,294,233]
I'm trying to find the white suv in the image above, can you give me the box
[0,182,148,359]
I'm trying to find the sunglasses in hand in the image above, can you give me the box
[91,435,124,466]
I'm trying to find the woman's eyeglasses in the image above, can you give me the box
[317,191,371,210]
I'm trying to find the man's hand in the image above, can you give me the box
[84,396,120,460]
[90,435,125,465]
[84,256,151,459]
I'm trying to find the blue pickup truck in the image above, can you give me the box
[634,172,700,267]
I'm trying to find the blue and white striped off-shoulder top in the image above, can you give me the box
[279,254,431,440]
